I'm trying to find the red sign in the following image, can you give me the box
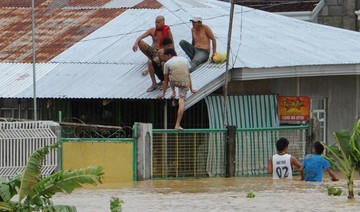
[278,96,310,121]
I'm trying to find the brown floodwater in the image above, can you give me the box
[53,174,360,212]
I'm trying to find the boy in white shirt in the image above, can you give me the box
[268,137,304,179]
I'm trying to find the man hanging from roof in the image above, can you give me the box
[157,49,197,130]
[179,16,217,73]
[132,16,174,77]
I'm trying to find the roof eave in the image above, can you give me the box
[185,74,225,110]
[232,64,360,81]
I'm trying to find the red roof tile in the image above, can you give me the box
[0,0,162,63]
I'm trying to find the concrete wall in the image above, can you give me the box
[62,141,134,182]
[228,75,360,143]
[319,0,358,31]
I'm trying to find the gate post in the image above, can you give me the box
[136,122,153,180]
[50,122,62,172]
[226,126,236,177]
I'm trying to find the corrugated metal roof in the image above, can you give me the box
[52,1,360,68]
[0,63,57,97]
[10,62,226,100]
[0,0,161,63]
[103,0,143,8]
[2,0,360,106]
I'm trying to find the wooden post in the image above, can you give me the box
[226,125,236,177]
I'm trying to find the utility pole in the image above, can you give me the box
[223,0,235,127]
[31,0,37,120]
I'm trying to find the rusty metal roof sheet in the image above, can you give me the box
[0,0,161,63]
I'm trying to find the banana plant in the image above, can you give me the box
[322,119,360,199]
[0,143,104,211]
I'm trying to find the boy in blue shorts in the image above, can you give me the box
[301,141,339,182]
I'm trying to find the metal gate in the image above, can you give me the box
[0,121,59,178]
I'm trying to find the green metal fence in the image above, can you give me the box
[152,125,310,179]
[152,129,227,178]
[235,125,309,176]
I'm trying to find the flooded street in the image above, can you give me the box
[53,175,360,212]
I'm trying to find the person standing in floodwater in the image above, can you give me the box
[301,141,339,182]
[268,137,304,179]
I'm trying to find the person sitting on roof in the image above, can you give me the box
[146,37,174,92]
[132,16,174,76]
[179,16,217,73]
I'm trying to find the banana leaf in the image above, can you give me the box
[0,175,22,202]
[323,119,360,199]
[0,202,14,211]
[18,144,59,202]
[27,166,104,203]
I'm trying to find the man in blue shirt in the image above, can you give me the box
[302,141,339,182]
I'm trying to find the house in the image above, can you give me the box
[1,0,360,142]
[232,0,359,31]
[232,0,325,22]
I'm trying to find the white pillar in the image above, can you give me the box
[136,122,153,180]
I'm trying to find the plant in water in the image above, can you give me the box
[0,143,104,211]
[246,192,255,198]
[322,119,360,199]
[327,186,343,196]
[110,197,123,212]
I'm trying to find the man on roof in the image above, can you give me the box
[179,16,217,73]
[146,37,174,92]
[132,16,174,77]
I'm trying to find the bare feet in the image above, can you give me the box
[191,89,197,94]
[147,84,158,92]
[142,69,149,76]
[175,126,183,130]
[331,177,339,181]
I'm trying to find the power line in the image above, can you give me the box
[79,0,315,42]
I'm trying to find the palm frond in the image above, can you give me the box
[18,143,59,202]
[28,166,103,201]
